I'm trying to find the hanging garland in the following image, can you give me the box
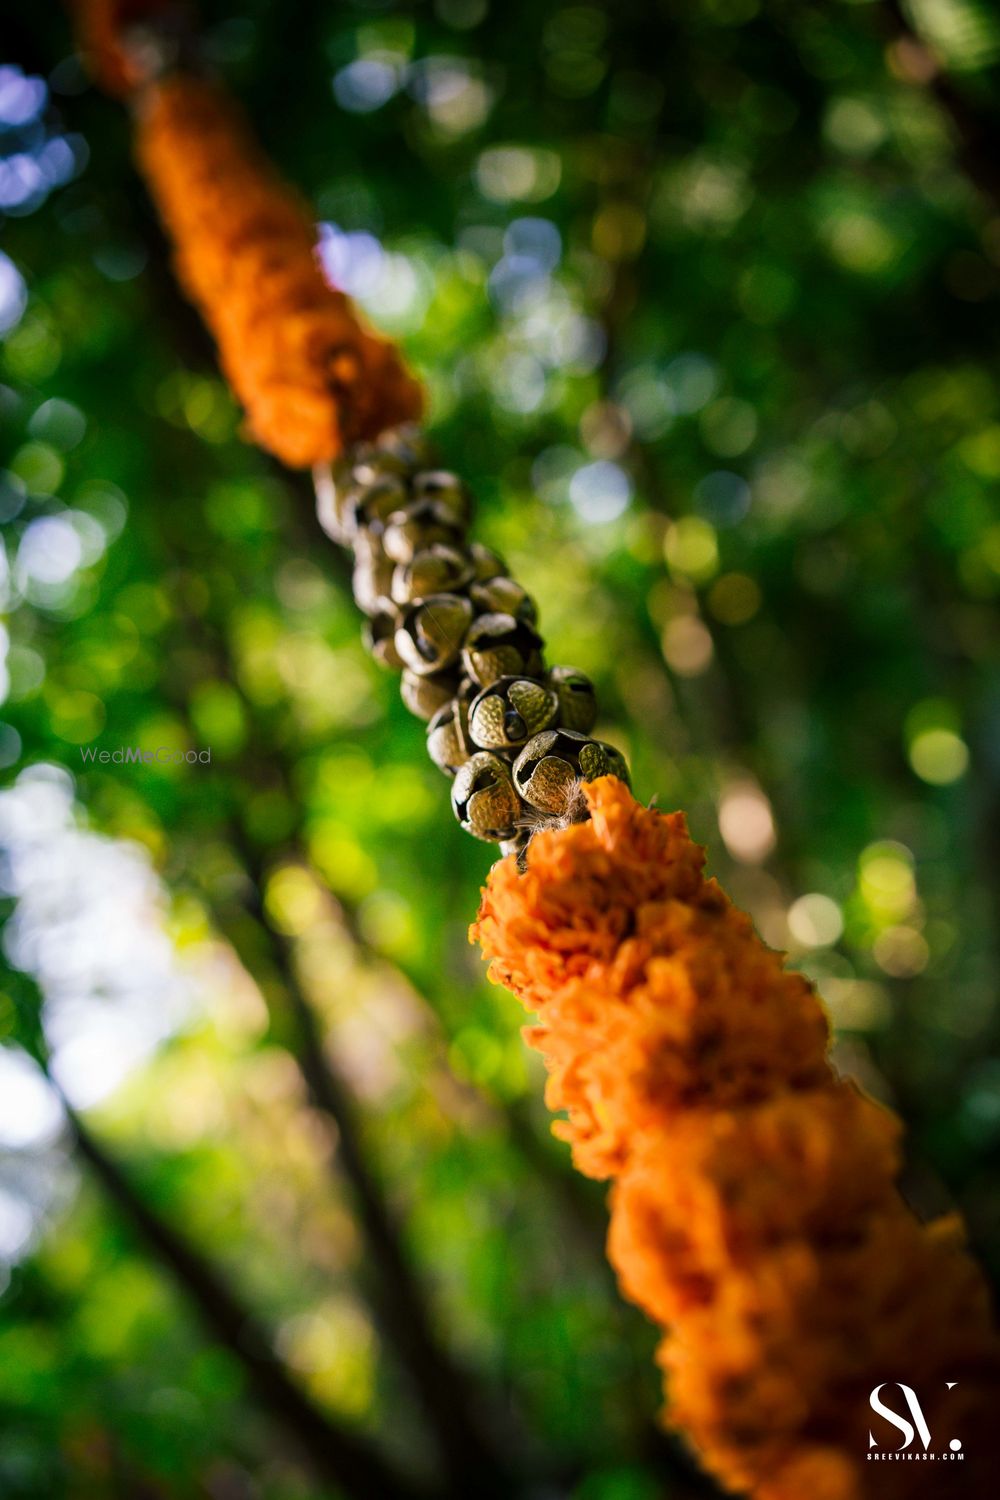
[78,0,422,467]
[134,74,423,467]
[75,5,1000,1497]
[474,778,1000,1499]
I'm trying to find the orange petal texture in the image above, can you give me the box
[472,777,1000,1499]
[132,74,422,467]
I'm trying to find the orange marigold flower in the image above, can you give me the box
[473,777,1000,1499]
[132,74,422,467]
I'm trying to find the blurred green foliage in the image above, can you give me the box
[2,0,1000,1496]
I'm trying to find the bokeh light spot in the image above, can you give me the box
[664,517,719,583]
[661,615,714,676]
[788,893,844,948]
[718,782,776,864]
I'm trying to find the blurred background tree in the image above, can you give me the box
[1,1,1000,1496]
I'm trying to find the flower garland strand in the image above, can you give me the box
[134,76,423,467]
[77,4,422,467]
[76,6,1000,1496]
[473,778,1000,1499]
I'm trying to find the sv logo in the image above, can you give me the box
[869,1382,959,1452]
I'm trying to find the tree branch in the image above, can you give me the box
[222,824,514,1500]
[61,1098,432,1500]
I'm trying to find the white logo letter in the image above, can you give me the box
[869,1383,932,1451]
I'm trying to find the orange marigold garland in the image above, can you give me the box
[77,3,422,467]
[473,777,1000,1499]
[133,75,423,467]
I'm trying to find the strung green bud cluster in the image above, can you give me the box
[317,424,630,851]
